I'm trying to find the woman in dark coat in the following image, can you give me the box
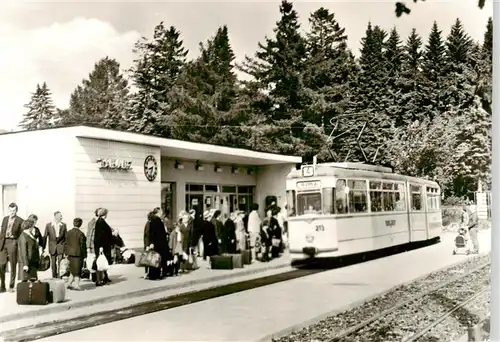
[211,210,223,252]
[202,210,218,258]
[269,208,282,258]
[144,207,170,279]
[18,219,40,281]
[222,213,237,254]
[191,206,204,256]
[94,208,113,284]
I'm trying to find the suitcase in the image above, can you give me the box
[225,253,243,268]
[16,280,50,305]
[210,255,233,270]
[241,250,252,265]
[45,279,66,303]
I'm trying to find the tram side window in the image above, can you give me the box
[426,187,440,210]
[322,188,335,214]
[382,182,395,211]
[411,185,422,211]
[286,190,296,217]
[335,179,348,214]
[394,183,407,211]
[348,180,368,213]
[369,181,383,212]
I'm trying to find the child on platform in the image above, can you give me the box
[65,218,87,290]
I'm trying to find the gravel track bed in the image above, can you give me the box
[345,265,490,342]
[274,253,491,342]
[417,290,491,342]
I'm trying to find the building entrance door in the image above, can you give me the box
[1,184,17,217]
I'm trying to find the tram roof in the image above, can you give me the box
[288,162,440,187]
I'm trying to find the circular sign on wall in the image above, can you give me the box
[144,155,158,182]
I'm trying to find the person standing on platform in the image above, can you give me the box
[87,208,100,255]
[235,211,246,252]
[467,204,479,254]
[44,211,67,279]
[222,213,237,254]
[18,214,44,281]
[94,208,113,284]
[247,203,261,262]
[202,210,218,258]
[211,210,223,252]
[65,218,87,290]
[18,218,40,281]
[0,203,24,292]
[191,206,204,258]
[145,208,170,279]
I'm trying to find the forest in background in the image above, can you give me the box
[17,1,492,200]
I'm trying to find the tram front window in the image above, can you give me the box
[297,192,322,215]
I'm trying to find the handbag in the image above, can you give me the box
[86,254,96,273]
[96,251,110,271]
[138,250,162,268]
[38,253,51,272]
[59,257,70,277]
[81,268,90,279]
[272,238,281,248]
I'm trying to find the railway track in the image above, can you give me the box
[327,262,491,342]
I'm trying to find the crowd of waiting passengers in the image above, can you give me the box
[0,201,288,293]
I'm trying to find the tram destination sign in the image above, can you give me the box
[297,180,321,191]
[302,165,315,177]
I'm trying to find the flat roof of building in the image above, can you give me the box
[1,125,302,166]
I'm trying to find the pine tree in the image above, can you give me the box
[475,17,493,114]
[302,7,358,160]
[398,28,425,126]
[421,21,447,119]
[127,23,188,136]
[63,57,130,129]
[239,0,325,156]
[382,27,404,127]
[19,82,57,131]
[166,25,246,147]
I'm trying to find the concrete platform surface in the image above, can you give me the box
[0,252,291,324]
[38,230,491,342]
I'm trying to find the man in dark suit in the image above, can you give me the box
[43,211,67,279]
[0,202,24,292]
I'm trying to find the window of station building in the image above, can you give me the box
[222,185,236,193]
[286,190,296,217]
[369,181,383,212]
[237,186,253,194]
[348,180,368,213]
[205,184,219,192]
[410,185,422,211]
[297,192,322,215]
[186,184,204,192]
[335,179,348,214]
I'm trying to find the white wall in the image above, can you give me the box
[161,158,257,216]
[0,129,76,228]
[255,164,296,216]
[74,137,161,249]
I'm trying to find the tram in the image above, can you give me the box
[286,162,442,261]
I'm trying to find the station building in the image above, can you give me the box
[0,126,301,248]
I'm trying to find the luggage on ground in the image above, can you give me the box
[45,279,66,303]
[147,266,162,280]
[241,250,252,265]
[224,253,243,268]
[16,280,50,305]
[210,255,233,270]
[181,248,198,271]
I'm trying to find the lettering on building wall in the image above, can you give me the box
[96,158,133,171]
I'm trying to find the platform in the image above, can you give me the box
[34,229,491,341]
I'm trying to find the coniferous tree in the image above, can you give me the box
[398,28,425,126]
[476,17,493,114]
[128,23,188,136]
[421,21,447,119]
[63,57,130,129]
[382,27,404,127]
[166,26,245,147]
[342,23,392,163]
[19,82,57,131]
[302,8,358,159]
[239,0,325,156]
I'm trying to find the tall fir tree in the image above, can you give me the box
[398,28,425,126]
[382,27,404,127]
[302,7,358,160]
[475,17,493,114]
[19,82,57,131]
[166,25,246,147]
[63,57,130,129]
[342,23,392,163]
[127,23,188,136]
[239,0,327,156]
[421,21,447,119]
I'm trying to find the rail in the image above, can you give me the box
[328,262,491,342]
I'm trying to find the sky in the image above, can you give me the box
[0,0,493,131]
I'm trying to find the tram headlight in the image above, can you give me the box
[306,234,315,243]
